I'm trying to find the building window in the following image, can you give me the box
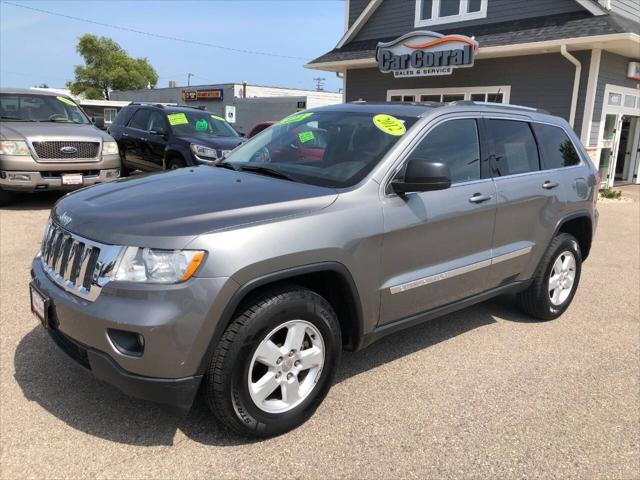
[415,0,488,27]
[104,108,118,124]
[389,87,510,104]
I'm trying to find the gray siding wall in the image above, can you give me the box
[346,51,591,134]
[608,0,640,22]
[349,0,370,28]
[589,51,640,146]
[354,0,585,42]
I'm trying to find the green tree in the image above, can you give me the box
[70,34,158,100]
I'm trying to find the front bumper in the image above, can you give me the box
[31,256,239,409]
[0,168,120,192]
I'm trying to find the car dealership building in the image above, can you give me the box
[307,0,640,187]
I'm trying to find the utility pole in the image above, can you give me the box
[313,77,326,92]
[187,73,194,86]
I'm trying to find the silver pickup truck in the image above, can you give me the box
[0,88,120,205]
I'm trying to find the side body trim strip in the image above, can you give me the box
[389,246,532,295]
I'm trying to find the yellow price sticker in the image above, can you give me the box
[56,96,77,107]
[167,113,188,126]
[373,114,406,136]
[298,131,315,143]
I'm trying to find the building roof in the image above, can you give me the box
[307,11,640,68]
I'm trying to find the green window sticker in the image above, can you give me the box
[195,118,208,131]
[167,113,188,126]
[279,112,314,125]
[210,114,225,122]
[56,96,77,107]
[373,114,406,136]
[298,131,315,143]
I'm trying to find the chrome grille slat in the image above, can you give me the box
[38,221,121,302]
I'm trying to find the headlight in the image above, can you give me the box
[103,141,119,155]
[113,247,205,283]
[0,141,30,156]
[190,143,218,160]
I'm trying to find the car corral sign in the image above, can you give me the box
[377,31,479,78]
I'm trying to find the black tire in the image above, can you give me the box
[119,154,131,177]
[204,285,341,438]
[0,188,11,207]
[166,157,186,170]
[517,233,582,321]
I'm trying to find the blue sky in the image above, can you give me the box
[0,0,345,92]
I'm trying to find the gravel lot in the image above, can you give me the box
[1,187,639,479]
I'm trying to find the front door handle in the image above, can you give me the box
[122,132,129,137]
[542,180,559,189]
[469,193,493,204]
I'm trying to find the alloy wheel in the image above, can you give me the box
[548,250,576,306]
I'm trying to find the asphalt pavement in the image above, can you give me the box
[1,187,638,479]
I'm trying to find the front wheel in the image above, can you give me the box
[0,188,11,207]
[204,286,341,437]
[517,233,582,320]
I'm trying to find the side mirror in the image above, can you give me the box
[391,159,451,194]
[93,116,105,129]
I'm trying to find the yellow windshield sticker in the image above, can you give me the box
[279,112,313,125]
[210,114,225,122]
[298,131,315,143]
[167,113,188,126]
[195,119,208,131]
[373,114,406,136]
[56,96,77,107]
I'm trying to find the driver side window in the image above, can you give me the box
[407,119,481,184]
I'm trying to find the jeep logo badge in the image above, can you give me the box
[58,211,72,226]
[60,146,78,154]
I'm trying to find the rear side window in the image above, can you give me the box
[532,123,580,169]
[488,119,540,176]
[111,106,134,126]
[128,109,151,130]
[408,119,481,184]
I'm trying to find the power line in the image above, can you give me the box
[2,1,310,61]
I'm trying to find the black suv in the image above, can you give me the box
[108,103,244,175]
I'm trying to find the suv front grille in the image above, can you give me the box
[40,221,121,301]
[32,141,100,160]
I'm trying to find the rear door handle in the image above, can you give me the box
[122,132,129,137]
[469,193,493,204]
[542,181,559,189]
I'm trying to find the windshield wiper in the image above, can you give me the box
[237,164,298,182]
[215,161,239,171]
[0,116,28,121]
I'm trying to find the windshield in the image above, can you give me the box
[0,93,90,124]
[168,110,239,138]
[222,111,417,188]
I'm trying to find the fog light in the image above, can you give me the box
[107,329,145,357]
[105,169,120,179]
[8,173,31,181]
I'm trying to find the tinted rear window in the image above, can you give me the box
[488,119,540,176]
[532,123,580,169]
[112,106,135,126]
[128,109,151,130]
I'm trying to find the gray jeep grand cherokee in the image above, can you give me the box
[0,88,120,205]
[30,102,598,437]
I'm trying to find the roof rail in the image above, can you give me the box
[128,102,179,108]
[449,101,550,114]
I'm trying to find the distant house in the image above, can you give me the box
[307,0,640,187]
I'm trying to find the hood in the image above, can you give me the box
[52,166,338,249]
[0,121,113,141]
[179,135,245,150]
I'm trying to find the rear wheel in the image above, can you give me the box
[167,157,186,170]
[517,233,582,320]
[0,188,11,207]
[204,286,341,437]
